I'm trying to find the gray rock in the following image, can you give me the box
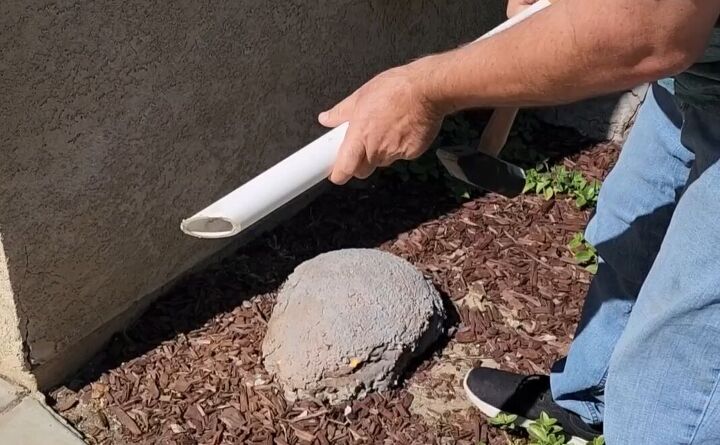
[262,249,446,404]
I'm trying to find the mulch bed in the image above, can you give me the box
[49,118,619,445]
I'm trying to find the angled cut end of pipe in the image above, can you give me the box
[181,216,239,239]
[180,123,349,239]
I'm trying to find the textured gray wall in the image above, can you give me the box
[0,0,505,387]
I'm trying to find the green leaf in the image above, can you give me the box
[571,173,587,189]
[575,194,587,208]
[543,187,555,200]
[520,165,602,211]
[582,187,596,202]
[585,263,599,274]
[527,424,548,441]
[590,437,606,445]
[574,249,595,263]
[539,412,557,427]
[535,176,551,194]
[523,171,538,194]
[568,233,584,250]
[488,412,518,427]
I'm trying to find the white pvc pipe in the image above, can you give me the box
[181,0,552,239]
[181,123,349,238]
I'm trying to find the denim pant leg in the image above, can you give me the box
[604,105,720,444]
[550,83,694,424]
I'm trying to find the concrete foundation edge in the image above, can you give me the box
[534,84,649,143]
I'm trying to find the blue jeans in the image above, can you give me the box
[550,83,720,444]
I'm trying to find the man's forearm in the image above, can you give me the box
[414,0,720,111]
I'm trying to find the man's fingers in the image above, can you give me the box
[329,126,367,185]
[354,156,376,179]
[319,92,358,128]
[378,155,401,168]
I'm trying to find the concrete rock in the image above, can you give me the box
[262,249,446,404]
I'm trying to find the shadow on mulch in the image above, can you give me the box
[56,114,598,395]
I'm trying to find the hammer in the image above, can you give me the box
[436,0,556,198]
[436,108,526,198]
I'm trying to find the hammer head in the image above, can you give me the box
[436,145,526,198]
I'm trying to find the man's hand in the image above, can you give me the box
[319,64,445,185]
[507,0,540,17]
[320,0,719,186]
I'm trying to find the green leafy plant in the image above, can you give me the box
[526,412,566,445]
[523,168,553,199]
[570,173,601,209]
[488,411,605,445]
[568,232,599,274]
[488,412,524,445]
[523,166,601,209]
[488,412,519,430]
[490,412,523,445]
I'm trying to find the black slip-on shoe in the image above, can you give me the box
[463,367,602,444]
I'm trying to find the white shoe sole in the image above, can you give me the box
[462,371,589,445]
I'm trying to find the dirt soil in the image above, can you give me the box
[48,115,619,445]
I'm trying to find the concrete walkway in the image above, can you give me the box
[0,377,85,444]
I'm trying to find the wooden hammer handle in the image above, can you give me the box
[475,1,555,157]
[477,107,519,157]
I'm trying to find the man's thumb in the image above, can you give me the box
[319,94,356,128]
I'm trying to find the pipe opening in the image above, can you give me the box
[181,217,237,238]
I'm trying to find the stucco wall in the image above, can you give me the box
[0,0,505,388]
